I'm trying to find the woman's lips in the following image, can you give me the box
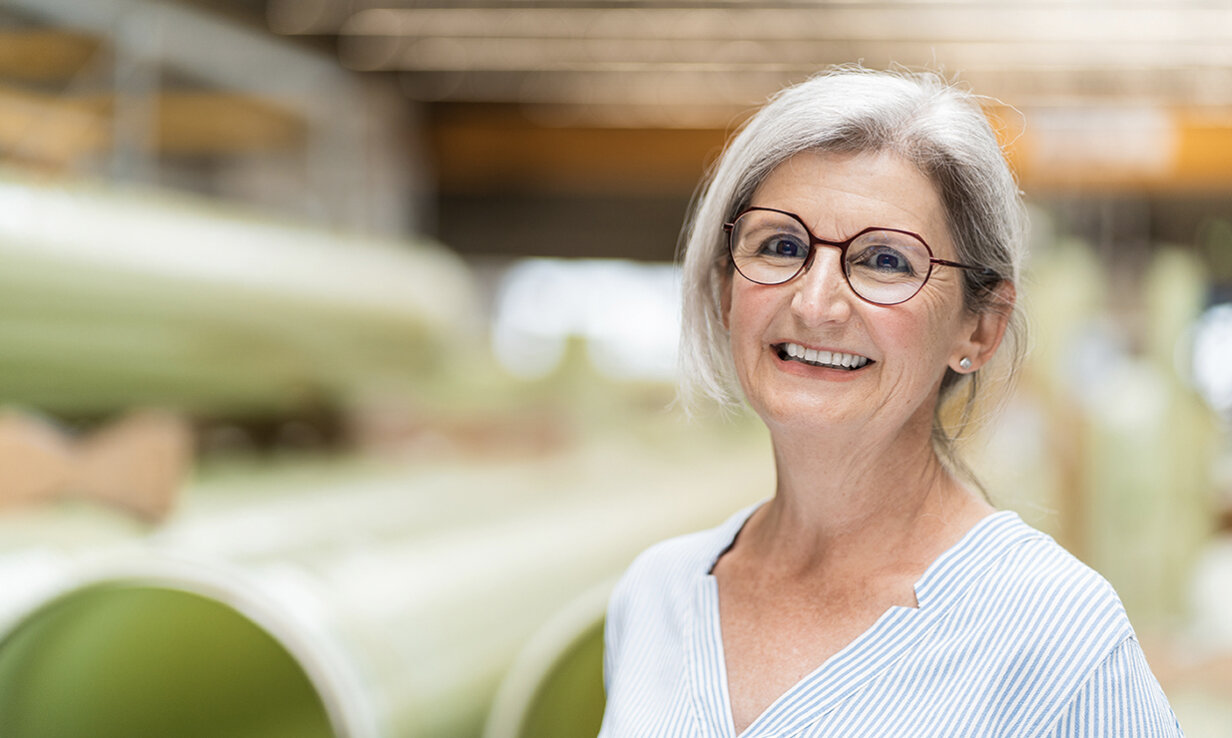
[773,342,874,370]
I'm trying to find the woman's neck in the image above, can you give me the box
[739,417,993,579]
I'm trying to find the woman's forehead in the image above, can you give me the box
[750,149,952,246]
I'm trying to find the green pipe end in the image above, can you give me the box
[0,584,335,738]
[514,618,606,738]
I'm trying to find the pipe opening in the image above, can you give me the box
[0,584,335,738]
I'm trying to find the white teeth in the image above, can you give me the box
[779,343,869,370]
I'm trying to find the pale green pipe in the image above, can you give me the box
[0,170,478,415]
[0,585,335,738]
[484,583,610,738]
[0,436,771,738]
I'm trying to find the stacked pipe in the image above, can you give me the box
[0,169,477,417]
[0,168,771,737]
[0,434,769,737]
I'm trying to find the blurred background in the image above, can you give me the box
[0,0,1230,736]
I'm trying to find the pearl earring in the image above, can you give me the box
[959,357,973,371]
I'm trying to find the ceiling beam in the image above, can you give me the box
[0,85,305,168]
[427,100,1232,196]
[312,3,1232,111]
[337,5,1232,44]
[7,0,350,106]
[0,30,103,83]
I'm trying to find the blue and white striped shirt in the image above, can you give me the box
[599,506,1183,737]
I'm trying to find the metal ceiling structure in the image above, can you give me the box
[1,0,1231,258]
[0,0,418,234]
[274,1,1232,113]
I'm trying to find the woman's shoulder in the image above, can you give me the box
[606,503,759,622]
[616,503,758,591]
[961,512,1135,644]
[994,516,1124,601]
[945,514,1182,735]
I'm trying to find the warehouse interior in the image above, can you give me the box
[0,1,1230,736]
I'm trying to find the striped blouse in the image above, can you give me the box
[599,506,1183,737]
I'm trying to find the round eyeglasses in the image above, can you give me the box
[724,207,998,306]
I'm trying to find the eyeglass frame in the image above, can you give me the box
[722,206,1000,306]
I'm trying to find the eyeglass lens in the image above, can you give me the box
[729,209,932,305]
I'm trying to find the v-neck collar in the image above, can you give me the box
[686,507,1033,738]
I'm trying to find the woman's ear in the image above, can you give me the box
[950,281,1015,373]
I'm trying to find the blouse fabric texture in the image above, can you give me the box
[599,507,1183,738]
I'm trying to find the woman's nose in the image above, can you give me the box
[790,247,854,324]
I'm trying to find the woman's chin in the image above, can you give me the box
[747,389,864,432]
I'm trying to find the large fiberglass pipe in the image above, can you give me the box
[0,445,766,738]
[0,563,373,738]
[484,583,609,738]
[0,170,478,417]
[0,414,771,737]
[0,585,334,738]
[0,573,612,738]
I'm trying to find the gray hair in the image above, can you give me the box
[678,66,1027,477]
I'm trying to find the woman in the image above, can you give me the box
[598,68,1182,737]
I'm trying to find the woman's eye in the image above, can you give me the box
[760,236,806,259]
[856,247,914,274]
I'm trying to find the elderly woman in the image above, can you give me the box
[598,68,1182,737]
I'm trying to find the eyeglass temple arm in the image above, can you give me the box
[930,259,1000,280]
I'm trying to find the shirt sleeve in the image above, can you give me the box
[1047,636,1184,737]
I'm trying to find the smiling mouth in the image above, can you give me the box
[774,342,873,370]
